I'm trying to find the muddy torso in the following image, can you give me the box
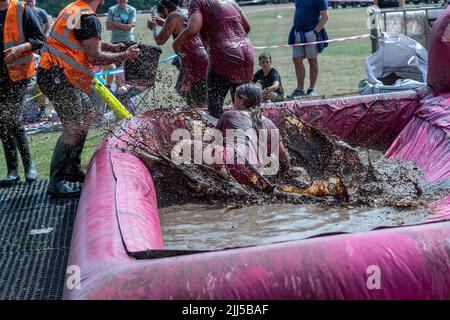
[172,9,208,89]
[188,0,254,83]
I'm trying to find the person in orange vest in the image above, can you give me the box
[37,0,140,198]
[0,0,45,187]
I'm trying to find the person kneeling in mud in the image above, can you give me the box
[215,83,291,185]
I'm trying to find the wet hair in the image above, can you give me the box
[258,52,272,62]
[235,83,263,131]
[157,0,178,14]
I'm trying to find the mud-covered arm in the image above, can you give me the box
[151,14,178,46]
[83,38,140,66]
[239,9,251,34]
[231,0,250,33]
[172,12,202,53]
[279,141,291,174]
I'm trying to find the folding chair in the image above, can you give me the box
[130,86,155,114]
[112,85,154,115]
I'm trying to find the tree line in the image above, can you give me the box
[36,0,161,16]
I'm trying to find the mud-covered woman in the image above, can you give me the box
[214,83,291,184]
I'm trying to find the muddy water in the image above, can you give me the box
[159,202,431,250]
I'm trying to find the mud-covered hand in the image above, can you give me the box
[124,44,141,61]
[172,41,181,54]
[279,164,293,178]
[112,43,127,52]
[3,46,23,65]
[147,18,156,30]
[154,16,165,27]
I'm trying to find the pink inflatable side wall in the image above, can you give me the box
[64,89,450,300]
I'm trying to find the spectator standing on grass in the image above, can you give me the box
[105,0,136,88]
[24,0,50,38]
[37,0,140,198]
[172,0,254,119]
[106,0,136,45]
[287,0,329,98]
[25,0,51,120]
[253,52,284,103]
[0,0,44,187]
[147,0,208,108]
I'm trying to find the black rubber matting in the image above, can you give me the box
[0,180,78,300]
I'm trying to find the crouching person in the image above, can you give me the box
[253,52,285,103]
[0,0,44,187]
[37,0,140,198]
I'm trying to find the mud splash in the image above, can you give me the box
[110,109,448,249]
[116,109,446,209]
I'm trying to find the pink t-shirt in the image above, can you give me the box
[188,0,254,83]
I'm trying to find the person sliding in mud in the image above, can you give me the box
[215,83,291,184]
[147,0,208,108]
[172,0,254,119]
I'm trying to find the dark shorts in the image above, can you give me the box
[37,67,96,125]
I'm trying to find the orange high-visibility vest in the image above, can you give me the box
[3,0,36,82]
[39,0,96,93]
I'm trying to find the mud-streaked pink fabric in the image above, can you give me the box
[386,91,450,220]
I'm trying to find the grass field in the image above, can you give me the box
[1,4,373,178]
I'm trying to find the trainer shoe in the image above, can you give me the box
[287,89,306,98]
[306,88,317,96]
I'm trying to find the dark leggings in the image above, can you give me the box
[0,78,28,141]
[207,69,240,119]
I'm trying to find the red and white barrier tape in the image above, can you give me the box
[253,34,371,50]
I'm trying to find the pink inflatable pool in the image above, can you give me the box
[63,8,450,300]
